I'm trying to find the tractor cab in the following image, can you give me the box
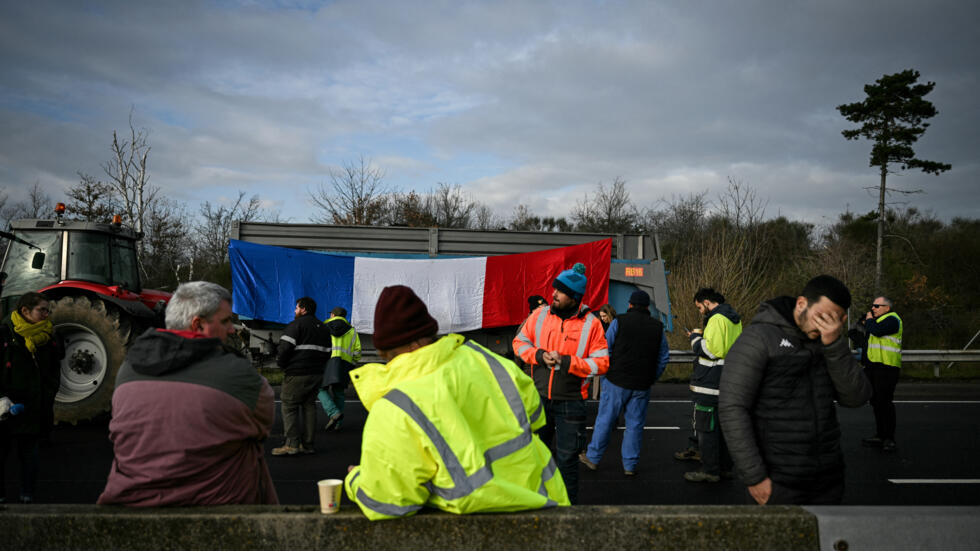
[1,209,145,315]
[1,204,169,424]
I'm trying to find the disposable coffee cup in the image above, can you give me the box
[317,479,343,514]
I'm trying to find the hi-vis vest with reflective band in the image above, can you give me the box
[690,310,742,397]
[324,316,361,364]
[867,312,902,368]
[512,304,610,400]
[345,334,569,520]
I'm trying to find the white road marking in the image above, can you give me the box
[893,401,980,404]
[586,426,680,430]
[888,479,980,484]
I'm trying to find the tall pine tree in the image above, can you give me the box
[837,69,951,291]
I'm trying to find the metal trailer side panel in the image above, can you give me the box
[231,222,662,260]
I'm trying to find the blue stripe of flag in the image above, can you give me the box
[229,239,355,324]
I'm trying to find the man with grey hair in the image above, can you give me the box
[98,281,278,506]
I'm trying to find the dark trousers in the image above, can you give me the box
[865,365,900,440]
[694,402,731,476]
[746,476,844,505]
[0,433,40,499]
[281,373,323,448]
[537,399,586,504]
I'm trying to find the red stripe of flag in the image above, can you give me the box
[482,239,612,328]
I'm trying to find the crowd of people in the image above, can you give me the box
[0,261,906,516]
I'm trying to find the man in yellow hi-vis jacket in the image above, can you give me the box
[345,285,569,520]
[858,296,903,452]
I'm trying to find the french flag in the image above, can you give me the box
[229,238,611,334]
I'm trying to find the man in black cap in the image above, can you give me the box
[579,290,668,476]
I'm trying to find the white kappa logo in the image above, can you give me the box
[779,338,793,348]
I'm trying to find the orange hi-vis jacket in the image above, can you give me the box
[512,304,609,400]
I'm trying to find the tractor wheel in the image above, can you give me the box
[49,295,129,424]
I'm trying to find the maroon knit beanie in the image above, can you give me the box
[372,285,439,350]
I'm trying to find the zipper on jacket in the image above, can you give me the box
[546,318,568,400]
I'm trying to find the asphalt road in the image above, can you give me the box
[6,382,980,506]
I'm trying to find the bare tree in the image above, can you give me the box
[141,197,192,290]
[309,155,389,225]
[572,177,639,233]
[66,173,119,221]
[0,187,9,228]
[508,204,540,231]
[474,204,504,230]
[507,204,571,232]
[195,191,263,267]
[431,183,476,228]
[101,110,157,264]
[717,177,768,230]
[2,181,55,221]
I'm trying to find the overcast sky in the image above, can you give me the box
[1,0,977,229]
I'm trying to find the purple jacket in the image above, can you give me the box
[98,329,278,506]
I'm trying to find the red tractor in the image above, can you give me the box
[1,204,170,423]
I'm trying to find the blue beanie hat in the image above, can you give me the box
[553,262,587,299]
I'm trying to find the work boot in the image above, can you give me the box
[684,471,720,483]
[578,452,598,471]
[325,413,344,432]
[624,469,636,476]
[882,439,897,452]
[299,444,316,455]
[862,436,883,448]
[674,447,701,461]
[271,444,301,456]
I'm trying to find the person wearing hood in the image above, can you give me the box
[1,292,62,504]
[719,275,871,505]
[345,285,568,520]
[512,262,609,504]
[318,306,361,432]
[97,281,278,506]
[683,288,742,483]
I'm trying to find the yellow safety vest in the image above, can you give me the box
[693,312,743,367]
[345,334,569,520]
[867,312,903,368]
[324,315,361,364]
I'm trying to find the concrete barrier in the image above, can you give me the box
[1,504,819,550]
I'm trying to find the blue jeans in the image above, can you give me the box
[318,386,345,418]
[538,399,586,504]
[585,379,650,472]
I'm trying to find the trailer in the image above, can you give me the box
[230,222,673,360]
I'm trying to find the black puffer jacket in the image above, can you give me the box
[718,297,871,489]
[276,314,331,376]
[1,318,63,435]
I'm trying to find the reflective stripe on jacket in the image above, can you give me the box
[324,315,362,364]
[867,312,902,368]
[345,334,569,520]
[690,305,742,398]
[512,304,610,400]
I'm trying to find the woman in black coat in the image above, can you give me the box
[1,292,62,504]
